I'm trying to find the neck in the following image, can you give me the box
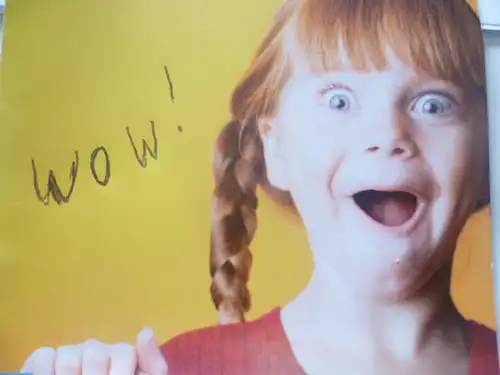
[284,262,467,361]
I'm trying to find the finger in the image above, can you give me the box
[136,328,168,375]
[54,345,82,375]
[108,343,137,375]
[21,347,56,375]
[81,340,109,375]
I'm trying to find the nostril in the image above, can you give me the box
[365,141,415,158]
[392,147,406,156]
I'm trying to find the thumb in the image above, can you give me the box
[136,328,168,375]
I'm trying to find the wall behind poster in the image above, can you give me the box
[0,0,491,371]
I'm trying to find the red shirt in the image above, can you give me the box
[161,308,499,375]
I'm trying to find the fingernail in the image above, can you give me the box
[139,327,155,343]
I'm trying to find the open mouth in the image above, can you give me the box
[353,190,418,227]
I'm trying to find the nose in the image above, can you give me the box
[364,128,417,160]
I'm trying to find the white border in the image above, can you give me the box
[483,29,500,361]
[483,24,500,32]
[478,0,500,28]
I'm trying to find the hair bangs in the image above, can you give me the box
[292,0,485,90]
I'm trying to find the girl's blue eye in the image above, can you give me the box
[413,94,454,116]
[327,91,353,111]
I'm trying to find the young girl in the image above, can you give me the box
[21,0,497,374]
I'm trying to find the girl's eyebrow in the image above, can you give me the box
[318,82,353,94]
[405,75,461,91]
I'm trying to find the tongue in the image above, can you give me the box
[369,194,416,227]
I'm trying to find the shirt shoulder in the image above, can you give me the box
[469,321,499,375]
[160,321,248,375]
[159,308,304,375]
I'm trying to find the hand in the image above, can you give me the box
[21,328,168,375]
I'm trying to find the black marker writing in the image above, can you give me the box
[32,151,80,206]
[126,121,158,168]
[164,66,176,104]
[164,66,182,133]
[90,146,111,186]
[30,65,178,206]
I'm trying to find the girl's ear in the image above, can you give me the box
[258,120,290,191]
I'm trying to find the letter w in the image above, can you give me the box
[126,121,158,168]
[31,151,80,206]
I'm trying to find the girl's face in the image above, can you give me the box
[262,50,487,299]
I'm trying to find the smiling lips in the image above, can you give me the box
[353,190,420,227]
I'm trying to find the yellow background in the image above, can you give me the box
[471,0,479,12]
[0,0,491,371]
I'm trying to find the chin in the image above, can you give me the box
[338,244,439,293]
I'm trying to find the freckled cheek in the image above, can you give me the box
[283,137,345,196]
[278,105,349,189]
[426,144,475,206]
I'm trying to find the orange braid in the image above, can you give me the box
[210,120,264,324]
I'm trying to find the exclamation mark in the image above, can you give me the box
[164,65,176,104]
[164,65,183,132]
